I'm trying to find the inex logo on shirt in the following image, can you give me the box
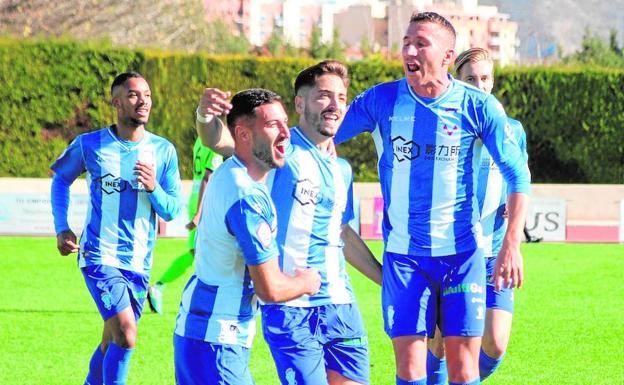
[97,173,128,194]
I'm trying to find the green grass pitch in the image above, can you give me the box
[0,237,622,384]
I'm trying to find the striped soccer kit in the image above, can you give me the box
[261,127,370,385]
[174,155,279,348]
[477,118,528,258]
[51,126,182,275]
[336,76,530,337]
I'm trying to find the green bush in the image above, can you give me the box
[0,38,621,183]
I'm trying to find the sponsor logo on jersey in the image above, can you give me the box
[392,136,420,162]
[293,179,321,206]
[389,115,416,122]
[97,173,128,194]
[443,282,484,296]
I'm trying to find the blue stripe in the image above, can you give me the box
[377,82,400,246]
[89,131,104,253]
[271,166,296,271]
[184,277,218,338]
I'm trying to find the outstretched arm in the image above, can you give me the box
[342,224,382,285]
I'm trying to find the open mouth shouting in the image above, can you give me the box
[405,60,421,73]
[274,137,289,159]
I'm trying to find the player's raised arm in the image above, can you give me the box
[196,87,235,157]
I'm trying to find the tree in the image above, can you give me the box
[562,27,624,68]
[360,34,373,58]
[327,27,345,60]
[308,24,327,59]
[308,25,344,60]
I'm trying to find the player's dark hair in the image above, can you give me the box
[226,88,282,137]
[409,11,456,47]
[294,60,349,96]
[111,71,144,94]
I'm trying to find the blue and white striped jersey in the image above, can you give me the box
[51,127,182,274]
[175,156,279,348]
[477,118,528,258]
[336,76,531,257]
[267,127,355,307]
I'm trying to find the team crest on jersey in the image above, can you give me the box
[392,136,420,162]
[256,222,273,248]
[293,179,321,206]
[97,173,128,194]
[442,124,459,136]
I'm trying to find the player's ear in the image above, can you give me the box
[442,48,456,67]
[295,95,304,114]
[235,123,250,144]
[111,96,120,108]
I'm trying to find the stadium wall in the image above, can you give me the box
[1,178,622,243]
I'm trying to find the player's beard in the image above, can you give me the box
[304,106,339,138]
[252,134,280,170]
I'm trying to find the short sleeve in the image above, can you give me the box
[225,193,278,266]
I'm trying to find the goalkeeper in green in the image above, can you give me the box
[147,137,223,314]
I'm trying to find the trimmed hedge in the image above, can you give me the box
[0,39,621,183]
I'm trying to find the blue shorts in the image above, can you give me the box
[173,334,253,385]
[382,249,486,338]
[262,303,370,385]
[485,257,514,313]
[81,264,148,321]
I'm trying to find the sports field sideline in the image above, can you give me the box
[0,237,622,384]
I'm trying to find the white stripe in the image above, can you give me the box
[429,111,461,255]
[282,150,318,307]
[131,144,157,272]
[325,159,350,304]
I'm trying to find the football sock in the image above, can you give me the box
[479,348,504,380]
[449,379,480,385]
[157,251,194,284]
[84,344,104,385]
[103,342,134,385]
[396,376,427,385]
[427,349,448,385]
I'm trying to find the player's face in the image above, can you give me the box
[402,22,454,90]
[458,60,494,94]
[114,77,152,127]
[250,102,290,170]
[299,74,347,139]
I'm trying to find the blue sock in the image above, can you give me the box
[427,350,448,385]
[103,342,134,385]
[479,348,504,380]
[84,345,104,385]
[449,379,480,385]
[396,376,427,385]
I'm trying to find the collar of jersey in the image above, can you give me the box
[107,126,150,151]
[291,126,331,160]
[405,73,456,109]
